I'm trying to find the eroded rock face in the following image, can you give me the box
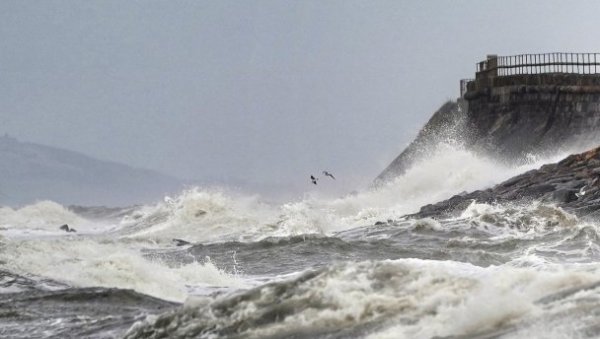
[377,74,600,186]
[412,146,600,220]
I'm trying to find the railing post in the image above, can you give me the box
[519,55,522,74]
[560,53,563,73]
[543,54,546,73]
[541,54,544,74]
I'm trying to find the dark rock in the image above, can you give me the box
[524,184,557,197]
[552,189,578,203]
[59,224,77,232]
[172,239,191,246]
[409,146,600,220]
[377,73,600,186]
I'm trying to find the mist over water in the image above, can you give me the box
[1,142,599,338]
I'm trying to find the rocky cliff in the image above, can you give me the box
[377,73,600,184]
[411,146,600,220]
[374,100,466,184]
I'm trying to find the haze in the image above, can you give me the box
[2,0,599,198]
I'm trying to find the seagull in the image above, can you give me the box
[322,171,336,180]
[310,175,318,185]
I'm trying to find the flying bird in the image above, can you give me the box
[322,171,336,180]
[310,175,318,185]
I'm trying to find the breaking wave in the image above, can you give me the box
[0,238,247,302]
[116,143,566,243]
[0,201,87,233]
[0,141,593,338]
[125,258,600,339]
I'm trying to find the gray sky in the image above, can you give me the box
[2,0,600,195]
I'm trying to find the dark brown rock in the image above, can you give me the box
[409,146,600,220]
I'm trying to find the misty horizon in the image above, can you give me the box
[3,0,600,201]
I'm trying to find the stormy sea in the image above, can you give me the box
[3,143,600,339]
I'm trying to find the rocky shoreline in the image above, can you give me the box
[410,146,600,220]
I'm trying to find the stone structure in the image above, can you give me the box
[465,54,600,159]
[376,53,600,184]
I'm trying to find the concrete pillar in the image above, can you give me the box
[486,55,498,78]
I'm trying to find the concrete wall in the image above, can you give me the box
[465,74,600,159]
[375,73,600,184]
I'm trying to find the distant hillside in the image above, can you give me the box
[0,135,185,206]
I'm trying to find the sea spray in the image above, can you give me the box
[116,143,569,243]
[0,143,595,338]
[0,238,247,302]
[125,259,600,339]
[0,201,86,232]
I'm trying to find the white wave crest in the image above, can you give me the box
[115,143,567,242]
[459,201,579,233]
[0,201,89,236]
[116,188,281,242]
[0,238,247,302]
[125,258,600,339]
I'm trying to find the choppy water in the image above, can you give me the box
[2,144,599,338]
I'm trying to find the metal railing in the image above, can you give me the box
[477,53,600,76]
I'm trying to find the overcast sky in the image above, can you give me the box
[2,0,600,195]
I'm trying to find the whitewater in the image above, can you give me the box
[2,143,600,338]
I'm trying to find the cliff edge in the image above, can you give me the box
[374,100,466,184]
[412,146,600,220]
[377,54,600,184]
